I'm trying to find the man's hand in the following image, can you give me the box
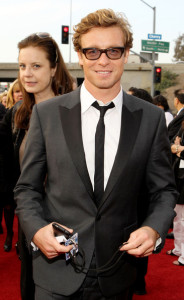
[174,136,181,145]
[120,226,159,257]
[32,223,73,259]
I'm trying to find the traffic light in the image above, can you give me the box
[154,66,162,83]
[61,26,69,44]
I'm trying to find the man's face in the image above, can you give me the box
[77,26,129,97]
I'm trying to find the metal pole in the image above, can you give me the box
[130,49,151,63]
[140,0,156,97]
[151,6,156,97]
[69,0,72,63]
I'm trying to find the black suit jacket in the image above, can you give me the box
[168,108,184,141]
[15,88,177,297]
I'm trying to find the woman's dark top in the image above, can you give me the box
[0,103,25,206]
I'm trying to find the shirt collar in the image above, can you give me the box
[80,83,123,114]
[177,107,184,115]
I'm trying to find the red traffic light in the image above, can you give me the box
[61,26,69,44]
[156,67,161,73]
[63,26,69,33]
[154,66,162,83]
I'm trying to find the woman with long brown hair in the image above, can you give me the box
[0,32,76,300]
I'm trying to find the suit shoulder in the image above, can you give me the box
[36,88,80,112]
[124,92,161,115]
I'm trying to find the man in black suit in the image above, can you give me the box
[168,89,184,141]
[15,9,177,300]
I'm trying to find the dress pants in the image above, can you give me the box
[35,277,132,300]
[35,253,133,300]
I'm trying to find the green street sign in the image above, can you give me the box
[141,40,170,53]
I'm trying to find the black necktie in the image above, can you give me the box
[92,101,115,206]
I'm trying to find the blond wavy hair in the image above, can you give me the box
[6,79,21,109]
[73,9,133,51]
[0,91,8,107]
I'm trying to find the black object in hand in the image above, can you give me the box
[52,223,71,239]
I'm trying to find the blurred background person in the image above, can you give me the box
[0,91,8,108]
[153,94,173,127]
[167,122,184,266]
[0,79,23,255]
[166,89,184,239]
[0,32,76,300]
[168,89,184,142]
[127,87,152,102]
[127,87,152,103]
[0,101,7,235]
[6,79,23,109]
[0,102,6,120]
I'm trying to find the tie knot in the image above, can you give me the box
[92,101,115,118]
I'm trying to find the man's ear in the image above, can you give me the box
[77,51,84,67]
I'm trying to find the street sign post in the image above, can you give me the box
[141,40,170,53]
[140,51,158,62]
[148,33,162,40]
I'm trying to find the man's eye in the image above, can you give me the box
[87,49,98,55]
[109,49,119,54]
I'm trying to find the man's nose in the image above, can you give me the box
[98,53,110,65]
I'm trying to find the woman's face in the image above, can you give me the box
[13,84,23,103]
[19,46,56,102]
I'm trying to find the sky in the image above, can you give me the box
[0,0,184,64]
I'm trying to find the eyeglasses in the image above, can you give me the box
[81,47,125,60]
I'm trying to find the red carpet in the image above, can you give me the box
[0,218,183,300]
[0,215,21,300]
[133,236,184,300]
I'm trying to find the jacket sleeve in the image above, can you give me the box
[141,111,177,248]
[14,104,48,246]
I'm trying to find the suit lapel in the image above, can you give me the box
[99,93,143,208]
[59,99,94,201]
[59,89,143,209]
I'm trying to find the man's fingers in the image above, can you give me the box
[120,226,157,257]
[53,240,74,254]
[33,223,74,259]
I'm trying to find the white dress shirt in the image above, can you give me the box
[81,83,123,190]
[81,84,161,249]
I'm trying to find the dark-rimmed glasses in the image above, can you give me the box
[81,47,125,60]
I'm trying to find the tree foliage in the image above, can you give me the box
[155,69,178,92]
[173,34,184,61]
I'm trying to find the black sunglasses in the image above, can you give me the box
[81,47,125,60]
